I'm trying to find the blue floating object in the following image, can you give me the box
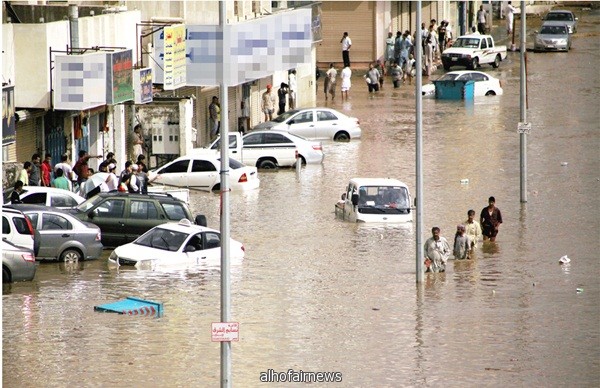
[94,297,164,318]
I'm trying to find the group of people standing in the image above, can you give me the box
[424,196,503,273]
[259,70,298,123]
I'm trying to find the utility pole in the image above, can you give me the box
[219,2,232,387]
[415,1,424,283]
[519,1,528,203]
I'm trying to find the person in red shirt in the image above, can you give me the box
[40,153,53,187]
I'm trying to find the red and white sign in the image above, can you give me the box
[211,322,240,342]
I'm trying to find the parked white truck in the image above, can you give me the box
[441,34,507,71]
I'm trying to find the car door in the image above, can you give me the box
[189,158,219,190]
[126,199,164,242]
[38,212,73,259]
[286,110,316,139]
[89,198,127,247]
[262,133,297,166]
[316,110,340,139]
[240,133,263,166]
[155,159,190,187]
[469,72,489,96]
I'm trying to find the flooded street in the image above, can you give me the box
[4,9,599,387]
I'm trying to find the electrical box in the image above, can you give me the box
[150,117,180,154]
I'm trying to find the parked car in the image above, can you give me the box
[335,178,413,223]
[422,70,504,98]
[441,34,507,70]
[8,205,103,262]
[534,22,572,52]
[2,206,37,253]
[2,240,36,283]
[149,155,259,192]
[3,186,85,208]
[195,130,324,168]
[65,192,204,247]
[544,10,577,33]
[252,107,362,142]
[108,219,245,269]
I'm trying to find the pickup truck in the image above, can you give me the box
[441,34,507,71]
[191,131,299,169]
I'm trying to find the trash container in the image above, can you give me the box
[433,80,475,100]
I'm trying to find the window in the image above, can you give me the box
[161,203,187,221]
[26,213,39,228]
[211,134,237,150]
[243,133,263,146]
[95,199,126,218]
[264,133,292,144]
[204,232,221,249]
[130,200,159,220]
[291,111,313,124]
[13,217,31,234]
[160,160,189,174]
[21,192,47,205]
[317,111,337,121]
[486,38,493,48]
[192,159,217,173]
[41,214,72,230]
[2,217,10,234]
[470,73,488,82]
[481,39,488,49]
[51,194,78,208]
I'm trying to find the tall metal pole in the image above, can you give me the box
[219,2,232,387]
[415,1,424,283]
[519,1,527,203]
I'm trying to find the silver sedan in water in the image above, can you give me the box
[8,205,103,262]
[534,22,572,52]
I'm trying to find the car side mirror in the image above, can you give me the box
[288,120,295,125]
[184,245,196,253]
[88,209,97,219]
[351,193,359,206]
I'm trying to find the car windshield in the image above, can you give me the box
[546,12,573,21]
[540,25,567,34]
[221,158,244,169]
[452,38,480,48]
[134,227,188,251]
[76,195,105,212]
[272,109,301,123]
[357,186,410,209]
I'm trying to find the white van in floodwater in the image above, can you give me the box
[335,178,413,223]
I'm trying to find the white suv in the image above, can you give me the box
[2,207,36,252]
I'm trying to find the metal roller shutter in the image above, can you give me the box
[16,118,39,162]
[316,1,375,67]
[227,86,237,132]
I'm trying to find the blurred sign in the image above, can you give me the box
[2,85,16,145]
[133,68,153,104]
[53,52,107,110]
[211,322,239,342]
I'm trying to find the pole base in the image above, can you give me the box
[510,43,517,52]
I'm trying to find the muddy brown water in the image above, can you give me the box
[4,9,599,387]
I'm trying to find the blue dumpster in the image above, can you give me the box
[432,79,475,100]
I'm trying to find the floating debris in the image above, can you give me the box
[559,255,571,264]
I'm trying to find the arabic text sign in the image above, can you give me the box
[163,24,187,90]
[211,322,239,342]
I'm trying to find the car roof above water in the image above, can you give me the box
[349,178,410,188]
[152,219,216,235]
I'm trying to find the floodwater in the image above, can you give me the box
[4,9,599,387]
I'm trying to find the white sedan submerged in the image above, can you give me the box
[253,107,361,142]
[422,70,504,98]
[108,219,245,269]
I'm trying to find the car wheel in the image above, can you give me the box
[60,248,82,262]
[492,54,500,68]
[211,183,220,193]
[485,90,496,96]
[258,159,277,170]
[297,155,307,165]
[471,57,479,69]
[3,266,10,284]
[334,132,350,142]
